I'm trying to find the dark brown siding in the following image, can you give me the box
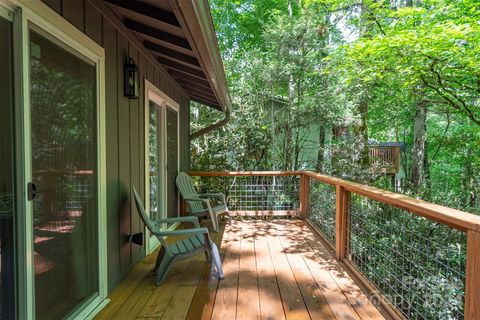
[41,0,191,291]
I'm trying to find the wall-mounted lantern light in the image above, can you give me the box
[124,57,139,99]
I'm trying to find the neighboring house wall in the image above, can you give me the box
[41,0,191,291]
[269,99,320,170]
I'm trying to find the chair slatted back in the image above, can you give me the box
[132,187,161,234]
[175,172,204,213]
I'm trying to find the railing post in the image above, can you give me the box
[465,229,480,319]
[335,185,349,261]
[299,174,310,219]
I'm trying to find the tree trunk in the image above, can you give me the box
[316,124,326,172]
[463,145,475,208]
[424,137,430,189]
[354,96,369,167]
[354,1,372,169]
[283,0,295,171]
[411,99,427,187]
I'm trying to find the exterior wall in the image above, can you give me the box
[269,100,321,170]
[41,0,191,291]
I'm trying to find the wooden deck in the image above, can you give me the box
[96,219,386,320]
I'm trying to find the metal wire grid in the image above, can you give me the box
[348,193,466,319]
[308,180,336,247]
[192,175,300,211]
[33,172,95,223]
[65,174,95,211]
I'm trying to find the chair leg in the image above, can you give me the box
[156,255,175,286]
[214,217,220,233]
[204,249,211,262]
[209,210,219,233]
[153,246,166,272]
[209,242,224,280]
[226,212,232,225]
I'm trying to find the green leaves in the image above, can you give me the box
[199,0,480,217]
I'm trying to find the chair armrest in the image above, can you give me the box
[156,216,200,228]
[155,227,209,238]
[198,193,224,197]
[198,193,227,205]
[183,197,208,203]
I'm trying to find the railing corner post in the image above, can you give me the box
[465,229,480,320]
[299,174,310,219]
[335,185,349,261]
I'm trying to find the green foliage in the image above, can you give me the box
[193,1,346,171]
[193,0,480,213]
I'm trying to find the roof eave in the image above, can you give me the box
[169,0,231,112]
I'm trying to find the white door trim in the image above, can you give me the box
[0,2,13,21]
[144,80,180,254]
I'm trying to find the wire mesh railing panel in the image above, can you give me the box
[348,193,466,319]
[308,180,336,247]
[191,175,300,211]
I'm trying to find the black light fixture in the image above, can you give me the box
[124,57,139,99]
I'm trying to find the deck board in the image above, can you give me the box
[265,221,311,320]
[95,219,386,320]
[184,222,226,320]
[236,220,261,320]
[299,222,385,319]
[210,220,240,320]
[273,221,337,320]
[253,220,286,320]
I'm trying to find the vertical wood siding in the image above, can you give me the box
[42,0,191,291]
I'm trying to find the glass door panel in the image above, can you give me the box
[146,93,179,240]
[148,101,161,222]
[29,29,98,319]
[166,108,178,218]
[0,16,15,320]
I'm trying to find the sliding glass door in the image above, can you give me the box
[147,101,179,219]
[29,28,99,319]
[148,100,162,223]
[0,2,107,318]
[165,108,179,218]
[145,82,179,251]
[0,15,15,320]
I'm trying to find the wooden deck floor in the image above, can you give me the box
[96,219,385,320]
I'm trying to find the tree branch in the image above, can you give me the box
[431,110,450,161]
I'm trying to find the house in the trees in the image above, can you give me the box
[267,98,401,175]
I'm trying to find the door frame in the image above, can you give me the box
[144,79,180,254]
[0,5,16,320]
[4,1,109,318]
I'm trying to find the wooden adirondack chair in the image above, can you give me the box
[175,172,230,232]
[132,186,224,285]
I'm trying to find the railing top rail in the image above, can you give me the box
[304,171,480,232]
[188,171,302,177]
[189,170,480,232]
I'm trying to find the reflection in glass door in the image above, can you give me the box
[0,16,15,320]
[166,108,179,218]
[29,29,98,319]
[148,101,161,223]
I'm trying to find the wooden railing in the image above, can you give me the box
[189,171,480,320]
[369,145,400,174]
